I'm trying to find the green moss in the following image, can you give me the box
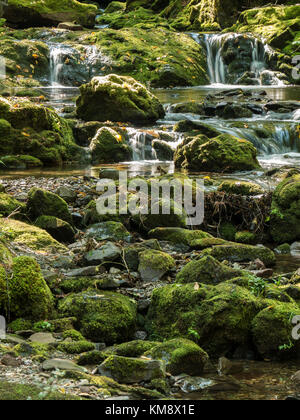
[218,180,264,196]
[176,255,244,285]
[0,256,54,321]
[0,193,25,217]
[89,127,132,164]
[82,27,208,88]
[77,350,108,366]
[6,0,97,27]
[219,222,237,241]
[138,249,175,275]
[201,244,276,267]
[144,338,208,375]
[27,188,73,225]
[0,380,83,400]
[149,227,212,247]
[270,174,300,243]
[57,341,95,355]
[0,155,43,169]
[146,282,264,356]
[99,355,165,384]
[8,318,32,333]
[174,134,260,173]
[0,241,13,266]
[0,218,68,253]
[107,340,159,357]
[235,231,257,245]
[58,290,137,344]
[252,302,300,359]
[35,216,75,243]
[62,329,85,342]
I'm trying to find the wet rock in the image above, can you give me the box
[90,127,132,164]
[57,22,84,31]
[98,356,165,384]
[218,357,244,375]
[55,186,77,204]
[0,355,22,367]
[152,140,174,161]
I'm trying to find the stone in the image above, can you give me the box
[42,359,86,372]
[76,74,165,124]
[138,250,176,282]
[29,333,56,345]
[85,222,132,243]
[98,355,165,384]
[35,216,75,243]
[84,242,121,265]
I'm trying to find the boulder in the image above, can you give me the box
[76,74,165,124]
[84,242,121,265]
[174,134,260,172]
[217,180,264,196]
[85,222,132,243]
[35,216,75,243]
[58,290,137,344]
[98,355,165,384]
[138,249,176,282]
[90,127,132,164]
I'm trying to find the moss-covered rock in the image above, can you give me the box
[27,188,73,225]
[0,218,68,254]
[98,355,165,384]
[146,282,263,356]
[82,27,208,88]
[57,341,95,355]
[0,193,25,217]
[201,244,276,267]
[174,134,260,172]
[35,216,75,243]
[58,290,137,344]
[138,249,175,282]
[76,74,165,124]
[0,155,43,169]
[90,127,132,164]
[176,255,244,285]
[235,231,257,245]
[106,340,159,358]
[270,174,300,243]
[86,221,132,243]
[149,227,212,247]
[144,338,208,376]
[0,256,54,321]
[218,180,264,196]
[0,97,86,165]
[252,302,300,359]
[4,0,97,28]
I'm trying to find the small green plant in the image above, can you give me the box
[248,274,266,297]
[188,327,200,341]
[270,208,284,220]
[279,340,294,352]
[273,276,282,287]
[33,321,53,332]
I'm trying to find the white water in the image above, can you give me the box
[191,33,285,87]
[49,44,77,86]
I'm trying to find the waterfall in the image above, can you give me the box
[49,44,77,86]
[127,129,157,161]
[193,32,283,86]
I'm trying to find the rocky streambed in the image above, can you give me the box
[0,0,300,402]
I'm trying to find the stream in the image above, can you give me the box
[1,28,300,400]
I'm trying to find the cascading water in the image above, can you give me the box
[192,32,285,86]
[127,129,157,161]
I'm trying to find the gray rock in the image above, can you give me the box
[42,359,86,372]
[85,222,132,243]
[85,242,121,265]
[29,333,57,345]
[55,186,77,203]
[64,266,105,277]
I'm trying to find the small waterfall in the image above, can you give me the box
[193,32,283,86]
[49,44,78,86]
[127,129,157,161]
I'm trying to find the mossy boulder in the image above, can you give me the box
[270,174,300,243]
[0,155,43,169]
[144,338,208,376]
[0,97,85,165]
[98,355,165,384]
[76,74,165,124]
[176,255,243,285]
[123,240,161,271]
[235,231,257,245]
[106,340,159,358]
[174,134,260,172]
[85,221,132,243]
[149,227,213,247]
[0,193,25,217]
[90,127,132,164]
[201,244,276,267]
[35,216,75,243]
[218,180,264,196]
[146,282,263,356]
[58,290,137,344]
[27,188,73,225]
[57,341,95,355]
[138,249,175,282]
[0,219,68,254]
[0,256,54,321]
[4,0,97,28]
[252,302,300,359]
